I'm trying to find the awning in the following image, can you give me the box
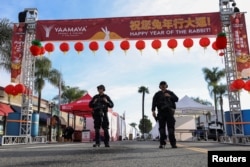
[39,112,50,122]
[0,103,14,116]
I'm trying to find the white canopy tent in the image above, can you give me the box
[175,95,214,115]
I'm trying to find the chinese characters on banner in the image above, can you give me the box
[10,23,26,83]
[35,12,221,41]
[231,13,250,79]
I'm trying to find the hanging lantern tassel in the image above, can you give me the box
[74,42,84,55]
[60,42,70,54]
[89,41,99,55]
[120,40,130,55]
[167,39,178,55]
[151,39,161,54]
[104,41,114,55]
[135,40,145,55]
[183,38,194,52]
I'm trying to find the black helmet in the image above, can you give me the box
[97,84,105,91]
[159,81,168,88]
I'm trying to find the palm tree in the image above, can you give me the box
[202,67,225,140]
[214,84,227,130]
[34,56,63,113]
[138,86,149,139]
[0,18,12,73]
[60,86,86,103]
[58,86,86,126]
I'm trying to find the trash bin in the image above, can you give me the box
[82,130,90,142]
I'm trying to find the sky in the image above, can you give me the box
[0,0,250,126]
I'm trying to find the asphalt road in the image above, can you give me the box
[0,140,249,167]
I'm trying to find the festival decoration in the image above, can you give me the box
[167,39,178,52]
[232,79,245,90]
[40,47,45,56]
[243,80,250,92]
[29,45,41,56]
[104,41,114,54]
[219,52,225,56]
[14,83,26,94]
[89,41,99,55]
[199,37,210,50]
[212,41,218,52]
[216,32,227,49]
[120,40,130,55]
[135,40,145,55]
[151,39,161,53]
[74,42,84,54]
[4,84,15,95]
[44,42,55,54]
[59,42,70,54]
[29,40,42,56]
[183,38,194,51]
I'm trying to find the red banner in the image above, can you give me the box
[231,13,250,78]
[10,23,26,83]
[36,12,221,41]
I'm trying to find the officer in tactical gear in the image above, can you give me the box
[89,85,114,147]
[151,81,178,149]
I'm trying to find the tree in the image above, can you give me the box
[0,18,12,73]
[214,84,227,130]
[138,115,152,135]
[59,86,86,103]
[202,67,225,122]
[34,56,63,113]
[138,86,149,139]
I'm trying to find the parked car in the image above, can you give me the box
[207,128,224,141]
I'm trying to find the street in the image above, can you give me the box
[0,140,249,167]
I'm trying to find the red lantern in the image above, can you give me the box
[74,42,84,54]
[151,39,161,53]
[29,45,41,56]
[199,37,210,50]
[40,47,45,56]
[89,41,99,55]
[232,79,245,90]
[15,83,26,94]
[183,38,193,50]
[229,83,237,92]
[104,41,114,54]
[243,80,250,92]
[4,84,14,95]
[135,40,145,55]
[216,32,227,49]
[120,40,130,54]
[44,43,55,54]
[167,39,178,51]
[60,42,70,54]
[212,41,218,52]
[219,52,225,56]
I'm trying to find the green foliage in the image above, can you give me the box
[138,115,152,134]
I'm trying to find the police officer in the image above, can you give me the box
[151,81,178,148]
[89,85,114,147]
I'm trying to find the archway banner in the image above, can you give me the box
[230,13,250,79]
[36,12,221,42]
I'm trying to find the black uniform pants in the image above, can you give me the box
[158,109,176,146]
[93,111,110,144]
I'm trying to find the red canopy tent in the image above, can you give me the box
[0,103,14,116]
[60,93,93,117]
